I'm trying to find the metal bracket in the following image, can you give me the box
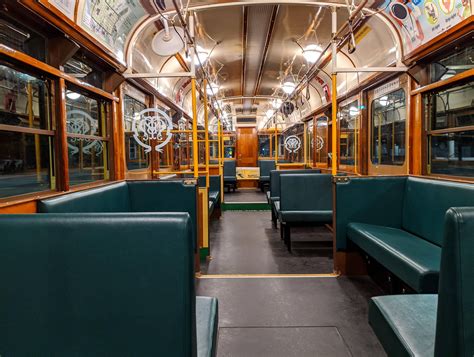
[183,179,197,186]
[332,176,350,183]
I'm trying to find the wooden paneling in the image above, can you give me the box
[0,201,37,214]
[55,78,70,192]
[236,127,258,167]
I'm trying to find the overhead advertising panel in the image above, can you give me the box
[80,0,146,62]
[48,0,76,19]
[382,0,471,55]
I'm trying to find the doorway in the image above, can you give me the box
[236,127,258,167]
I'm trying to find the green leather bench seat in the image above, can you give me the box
[196,296,219,357]
[38,180,198,249]
[369,295,437,357]
[278,173,332,252]
[258,160,276,190]
[224,160,237,192]
[269,169,321,225]
[198,175,221,219]
[209,200,214,216]
[369,207,474,356]
[348,223,441,293]
[0,213,218,356]
[336,176,474,293]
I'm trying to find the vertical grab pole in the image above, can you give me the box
[274,121,278,168]
[190,15,199,179]
[331,7,338,176]
[218,118,224,203]
[203,79,210,188]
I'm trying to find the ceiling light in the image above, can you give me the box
[272,98,283,109]
[206,82,219,96]
[379,96,389,106]
[281,81,296,95]
[349,106,360,117]
[197,46,210,65]
[222,111,229,119]
[66,91,81,100]
[302,44,323,64]
[265,109,275,118]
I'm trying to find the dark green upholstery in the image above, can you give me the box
[336,176,474,293]
[279,173,332,223]
[348,223,441,293]
[197,175,221,219]
[402,178,474,246]
[369,295,437,357]
[196,296,219,357]
[37,182,131,212]
[39,180,198,249]
[258,160,276,183]
[277,173,332,252]
[223,160,237,192]
[269,169,321,203]
[369,207,474,357]
[0,213,205,356]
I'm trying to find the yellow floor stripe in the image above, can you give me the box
[196,273,339,279]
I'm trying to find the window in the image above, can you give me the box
[123,95,149,171]
[371,89,406,166]
[338,100,360,166]
[280,124,304,163]
[66,90,109,186]
[0,17,46,61]
[258,133,275,158]
[430,43,474,83]
[0,64,55,198]
[307,121,314,163]
[425,80,474,177]
[315,116,328,165]
[223,134,235,159]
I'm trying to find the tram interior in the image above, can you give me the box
[0,0,473,356]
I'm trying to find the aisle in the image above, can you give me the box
[203,211,333,275]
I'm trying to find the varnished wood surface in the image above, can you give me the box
[236,127,258,167]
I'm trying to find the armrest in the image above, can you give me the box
[335,176,406,250]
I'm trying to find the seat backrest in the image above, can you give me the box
[224,160,236,177]
[38,182,130,213]
[435,207,474,357]
[0,213,196,356]
[197,175,221,191]
[127,180,198,248]
[269,169,321,199]
[402,177,474,246]
[280,173,332,211]
[258,160,276,177]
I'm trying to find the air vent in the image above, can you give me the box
[237,117,256,124]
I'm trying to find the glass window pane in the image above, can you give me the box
[315,117,328,164]
[0,131,54,198]
[0,65,51,130]
[371,89,406,166]
[123,95,149,170]
[430,43,474,82]
[425,81,474,131]
[258,134,272,157]
[66,93,104,137]
[429,131,474,177]
[68,138,107,186]
[338,100,360,166]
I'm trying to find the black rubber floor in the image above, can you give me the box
[204,211,333,274]
[224,189,268,203]
[197,276,386,356]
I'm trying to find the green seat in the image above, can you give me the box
[336,176,474,292]
[223,160,237,192]
[347,223,441,293]
[209,200,214,216]
[0,213,218,356]
[369,295,437,357]
[369,207,474,356]
[266,190,271,203]
[196,296,219,357]
[278,174,332,252]
[258,160,276,191]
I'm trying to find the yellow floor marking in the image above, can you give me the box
[197,273,340,279]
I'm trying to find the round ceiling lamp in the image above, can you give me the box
[302,44,323,64]
[66,91,81,100]
[206,82,219,96]
[281,81,296,95]
[152,24,185,56]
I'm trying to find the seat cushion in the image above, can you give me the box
[369,295,437,357]
[224,176,236,182]
[208,201,214,216]
[196,296,218,357]
[347,223,441,292]
[280,211,332,224]
[260,176,270,182]
[209,190,220,204]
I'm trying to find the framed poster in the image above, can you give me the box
[48,0,76,20]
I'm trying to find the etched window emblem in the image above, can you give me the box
[66,109,103,156]
[284,135,301,153]
[132,108,173,153]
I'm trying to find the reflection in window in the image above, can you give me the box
[258,134,275,158]
[315,117,328,164]
[431,43,474,82]
[371,89,406,166]
[280,124,304,163]
[0,65,55,198]
[307,121,314,163]
[338,100,360,166]
[123,95,148,170]
[426,80,474,177]
[66,90,109,185]
[224,134,235,158]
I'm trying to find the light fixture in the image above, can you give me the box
[222,111,229,119]
[206,82,219,96]
[66,91,81,100]
[302,44,323,64]
[213,99,223,109]
[196,46,210,65]
[349,106,360,117]
[281,81,296,95]
[265,109,275,118]
[272,98,283,109]
[379,96,389,106]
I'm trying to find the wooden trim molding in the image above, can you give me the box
[411,68,474,95]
